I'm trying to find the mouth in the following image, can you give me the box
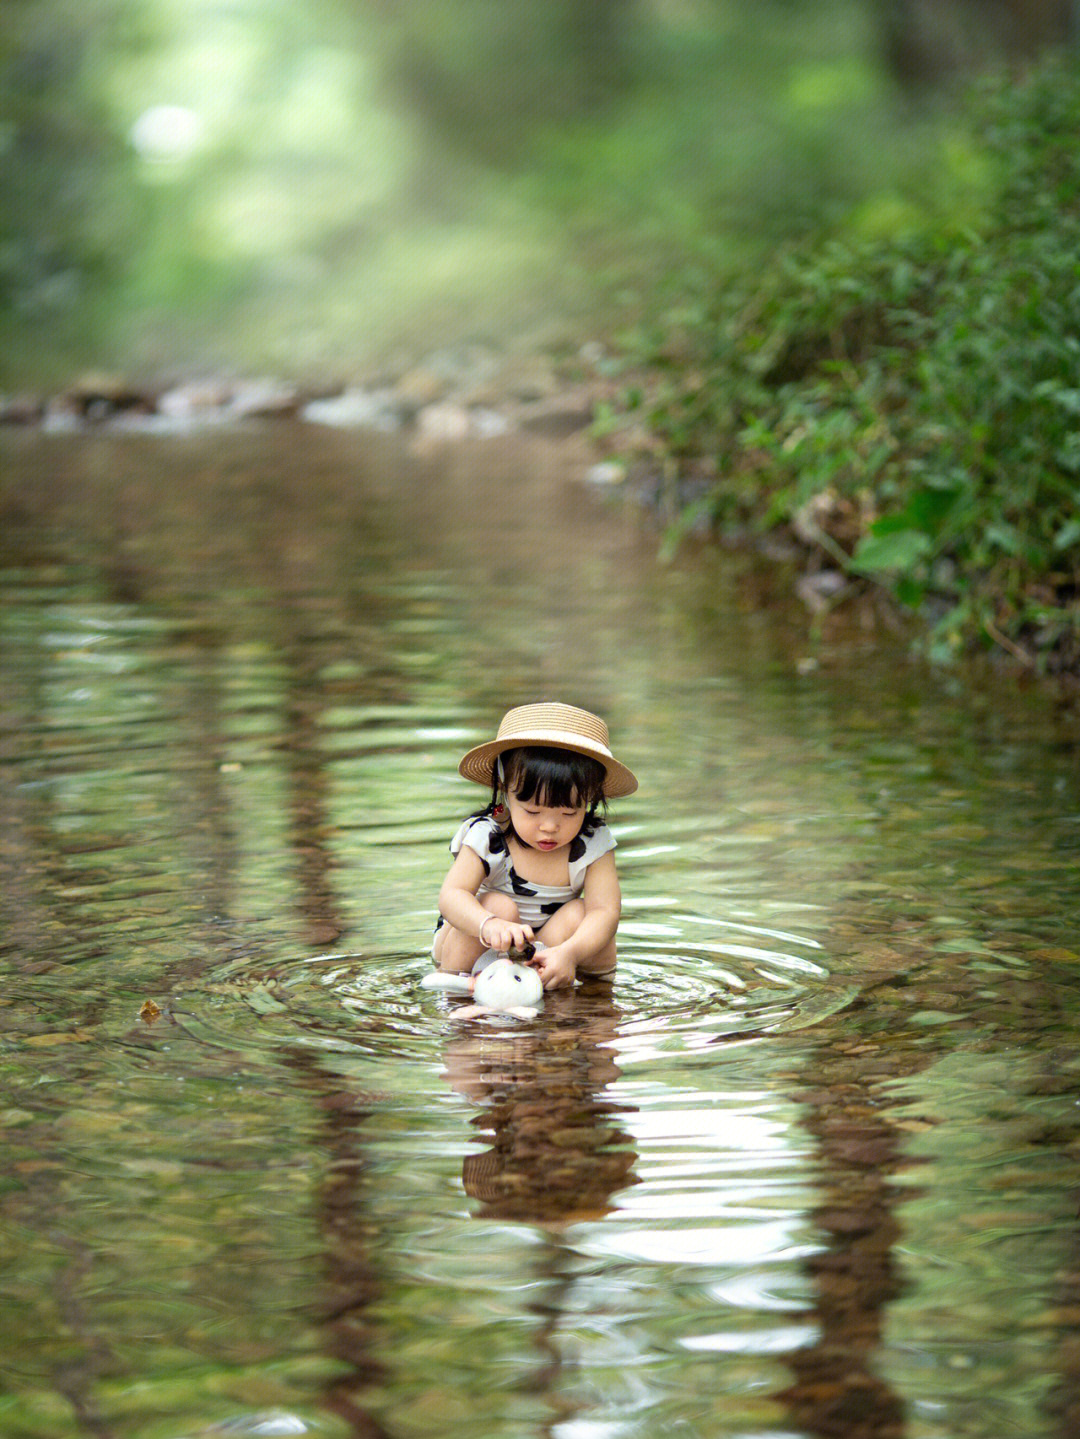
[537,840,558,850]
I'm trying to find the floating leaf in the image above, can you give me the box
[139,999,162,1023]
[24,1029,95,1047]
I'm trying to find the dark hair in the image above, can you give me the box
[485,746,607,835]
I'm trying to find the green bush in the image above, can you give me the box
[627,58,1080,670]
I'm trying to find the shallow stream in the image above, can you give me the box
[2,423,1079,1439]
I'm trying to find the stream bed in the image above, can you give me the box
[2,422,1079,1439]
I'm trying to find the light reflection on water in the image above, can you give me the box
[2,425,1080,1439]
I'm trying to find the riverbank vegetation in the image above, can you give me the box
[609,58,1080,672]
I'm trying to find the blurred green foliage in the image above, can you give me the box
[1,0,967,385]
[370,0,640,161]
[0,2,142,370]
[625,58,1080,668]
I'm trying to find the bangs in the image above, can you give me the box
[501,747,606,810]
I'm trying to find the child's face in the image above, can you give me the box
[506,788,586,854]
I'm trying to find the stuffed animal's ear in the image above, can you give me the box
[420,972,472,994]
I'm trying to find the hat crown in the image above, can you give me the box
[496,703,610,751]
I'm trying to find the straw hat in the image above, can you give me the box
[458,702,638,797]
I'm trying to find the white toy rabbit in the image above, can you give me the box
[421,950,544,1020]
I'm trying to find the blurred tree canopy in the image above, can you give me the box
[370,0,640,162]
[1,3,137,356]
[0,0,1076,385]
[873,0,1076,87]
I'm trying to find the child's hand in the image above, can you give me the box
[481,917,534,954]
[533,943,577,991]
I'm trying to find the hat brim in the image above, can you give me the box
[458,735,638,798]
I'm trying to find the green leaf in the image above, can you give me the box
[984,521,1026,556]
[902,484,964,533]
[895,576,927,608]
[849,528,932,575]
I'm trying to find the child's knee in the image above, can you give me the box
[562,899,586,927]
[480,892,521,923]
[542,899,584,940]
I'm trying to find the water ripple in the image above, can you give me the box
[156,926,856,1072]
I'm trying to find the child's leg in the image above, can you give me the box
[433,892,522,973]
[537,900,617,977]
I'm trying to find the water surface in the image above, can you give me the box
[2,423,1079,1439]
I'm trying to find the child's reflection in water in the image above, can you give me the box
[439,986,638,1224]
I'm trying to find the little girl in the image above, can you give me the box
[434,701,638,991]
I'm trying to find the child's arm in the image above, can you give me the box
[438,847,535,953]
[534,850,621,990]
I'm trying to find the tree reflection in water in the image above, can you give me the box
[779,1034,910,1439]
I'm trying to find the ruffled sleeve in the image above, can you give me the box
[567,822,616,891]
[449,815,510,883]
